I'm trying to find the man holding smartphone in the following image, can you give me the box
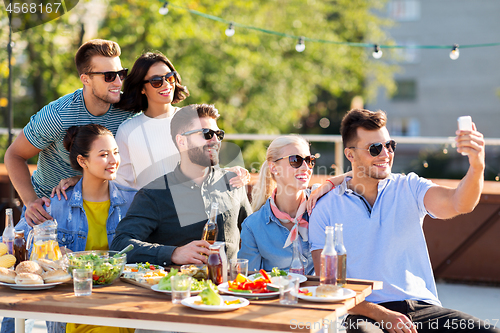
[309,109,497,332]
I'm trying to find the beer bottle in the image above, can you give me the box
[2,208,15,255]
[334,224,347,287]
[320,226,337,285]
[202,202,219,244]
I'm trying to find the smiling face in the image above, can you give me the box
[85,56,124,105]
[271,143,312,195]
[141,62,175,108]
[183,117,221,167]
[347,127,394,180]
[79,134,120,181]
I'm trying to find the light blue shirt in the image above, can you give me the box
[15,179,137,253]
[238,197,315,275]
[309,173,441,306]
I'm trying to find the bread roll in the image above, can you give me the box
[15,273,44,285]
[42,269,72,283]
[315,284,341,297]
[37,259,63,272]
[0,267,16,284]
[15,261,43,275]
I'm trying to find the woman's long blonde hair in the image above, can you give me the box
[251,135,310,211]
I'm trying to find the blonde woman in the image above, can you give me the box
[238,135,344,274]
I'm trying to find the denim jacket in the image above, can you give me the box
[15,179,137,253]
[238,194,315,275]
[3,180,136,333]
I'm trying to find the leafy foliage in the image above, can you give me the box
[0,0,396,165]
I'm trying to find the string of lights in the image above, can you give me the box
[158,1,500,60]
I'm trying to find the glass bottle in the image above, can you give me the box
[13,230,27,268]
[2,208,15,255]
[320,226,337,285]
[207,244,223,285]
[289,238,305,275]
[334,223,347,287]
[202,202,219,245]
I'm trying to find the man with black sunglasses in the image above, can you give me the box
[4,39,134,227]
[310,109,495,333]
[111,104,252,266]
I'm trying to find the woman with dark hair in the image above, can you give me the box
[114,51,190,189]
[14,124,136,333]
[113,51,250,190]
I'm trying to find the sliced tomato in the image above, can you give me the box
[259,269,272,283]
[253,279,267,290]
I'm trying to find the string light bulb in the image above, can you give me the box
[295,37,305,52]
[159,2,169,15]
[225,23,235,37]
[372,44,383,59]
[450,44,460,60]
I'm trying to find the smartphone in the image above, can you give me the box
[457,116,472,131]
[457,116,472,156]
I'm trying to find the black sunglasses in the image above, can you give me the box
[181,128,225,141]
[85,69,128,82]
[143,71,177,88]
[349,140,397,157]
[274,154,316,169]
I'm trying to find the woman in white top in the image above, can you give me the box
[114,52,190,189]
[52,52,249,197]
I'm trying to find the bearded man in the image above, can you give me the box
[110,104,251,265]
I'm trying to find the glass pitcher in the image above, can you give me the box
[26,219,63,261]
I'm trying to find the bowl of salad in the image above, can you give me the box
[66,250,127,286]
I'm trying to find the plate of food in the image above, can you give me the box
[220,269,291,298]
[181,286,249,311]
[294,285,356,303]
[182,295,249,311]
[248,267,307,284]
[0,261,71,291]
[150,268,216,294]
[0,281,65,291]
[122,263,167,284]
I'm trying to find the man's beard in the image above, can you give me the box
[187,142,220,167]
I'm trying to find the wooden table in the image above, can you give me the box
[0,278,381,333]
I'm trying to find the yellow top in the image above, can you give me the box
[66,325,134,333]
[66,200,134,333]
[83,199,110,251]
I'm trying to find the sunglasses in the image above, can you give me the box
[274,154,316,169]
[85,69,128,82]
[349,140,397,157]
[181,128,225,141]
[143,71,177,88]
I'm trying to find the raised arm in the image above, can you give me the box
[4,132,52,225]
[306,171,352,214]
[424,124,485,220]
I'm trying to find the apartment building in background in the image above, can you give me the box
[370,0,500,139]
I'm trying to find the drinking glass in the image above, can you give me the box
[170,275,192,304]
[279,276,299,305]
[229,259,248,281]
[73,268,92,296]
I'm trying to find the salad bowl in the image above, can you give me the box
[66,250,127,286]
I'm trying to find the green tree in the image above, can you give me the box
[1,0,396,166]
